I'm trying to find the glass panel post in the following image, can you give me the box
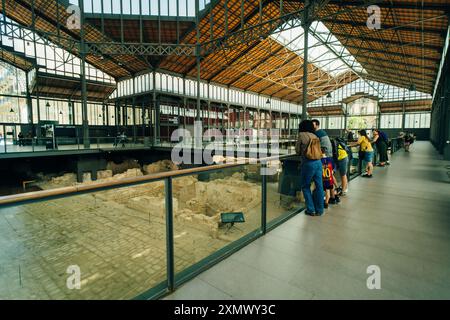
[165,177,175,292]
[261,163,267,234]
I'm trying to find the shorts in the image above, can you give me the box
[363,151,374,163]
[337,157,349,176]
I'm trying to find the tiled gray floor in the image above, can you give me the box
[165,142,450,300]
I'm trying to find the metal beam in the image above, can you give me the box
[188,0,273,79]
[321,18,446,36]
[345,44,441,62]
[328,0,450,12]
[330,32,443,51]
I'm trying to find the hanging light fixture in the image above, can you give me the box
[266,98,270,105]
[46,102,51,108]
[409,84,416,91]
[10,108,14,113]
[326,92,332,99]
[59,111,63,115]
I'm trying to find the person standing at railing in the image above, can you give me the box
[404,132,415,152]
[114,131,127,148]
[295,120,324,216]
[350,129,374,178]
[345,129,354,142]
[373,129,389,167]
[18,132,24,147]
[332,137,350,196]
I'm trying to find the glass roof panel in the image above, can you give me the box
[270,20,366,77]
[308,78,432,107]
[0,14,115,84]
[69,0,210,17]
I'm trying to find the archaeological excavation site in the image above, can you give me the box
[0,158,301,299]
[1,0,449,303]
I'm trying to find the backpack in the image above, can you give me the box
[333,137,352,161]
[306,136,322,160]
[331,138,339,162]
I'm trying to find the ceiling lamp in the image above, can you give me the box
[10,108,14,113]
[266,98,270,105]
[46,102,51,108]
[326,92,332,99]
[59,111,63,115]
[409,84,416,91]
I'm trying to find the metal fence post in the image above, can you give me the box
[261,163,267,234]
[165,177,175,292]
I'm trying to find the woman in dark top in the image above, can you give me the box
[373,129,388,167]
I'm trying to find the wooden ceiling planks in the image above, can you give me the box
[318,0,450,94]
[2,0,448,104]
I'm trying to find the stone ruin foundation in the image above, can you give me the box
[0,159,275,299]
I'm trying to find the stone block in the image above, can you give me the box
[113,168,143,180]
[82,172,92,183]
[51,173,77,186]
[143,160,178,175]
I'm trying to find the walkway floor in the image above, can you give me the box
[165,141,450,300]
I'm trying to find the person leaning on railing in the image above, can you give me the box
[295,120,325,216]
[348,129,374,178]
[372,129,389,167]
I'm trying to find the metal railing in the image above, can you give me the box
[0,134,298,156]
[0,136,149,154]
[390,137,405,153]
[0,154,304,300]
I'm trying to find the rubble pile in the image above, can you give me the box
[143,160,179,175]
[106,159,141,174]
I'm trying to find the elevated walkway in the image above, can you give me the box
[165,142,450,299]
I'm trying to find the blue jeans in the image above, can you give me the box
[300,159,325,215]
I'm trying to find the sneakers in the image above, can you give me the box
[362,174,373,178]
[329,198,338,205]
[341,189,348,196]
[324,202,329,209]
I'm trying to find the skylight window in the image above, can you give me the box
[69,0,210,17]
[0,14,115,84]
[270,21,366,77]
[308,78,432,107]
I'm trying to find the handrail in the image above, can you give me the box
[0,154,291,207]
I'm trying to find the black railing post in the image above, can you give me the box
[165,177,175,292]
[359,156,363,175]
[261,163,267,234]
